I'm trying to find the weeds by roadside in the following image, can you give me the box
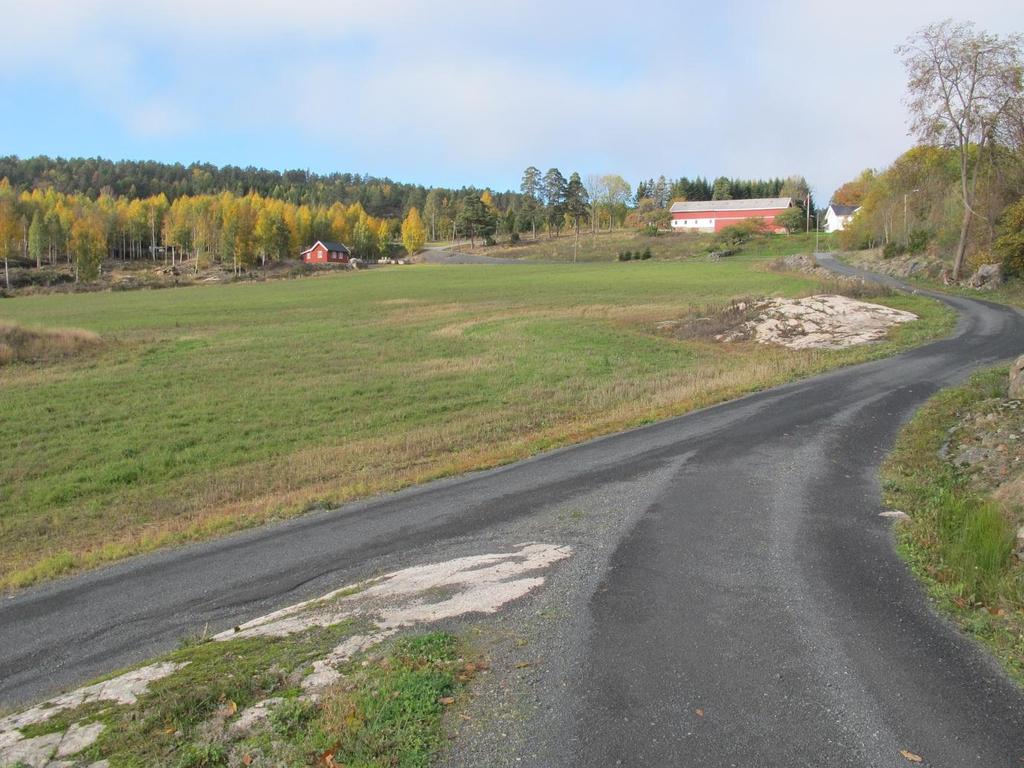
[884,367,1024,681]
[2,628,472,768]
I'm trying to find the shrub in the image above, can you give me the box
[175,743,228,768]
[995,198,1024,278]
[270,698,317,737]
[642,223,660,237]
[907,228,930,255]
[775,206,806,234]
[882,241,906,259]
[641,247,652,260]
[510,232,520,243]
[483,235,496,246]
[710,219,767,250]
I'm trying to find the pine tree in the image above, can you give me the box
[564,172,590,263]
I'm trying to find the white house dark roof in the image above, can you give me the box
[669,197,792,214]
[828,204,859,216]
[300,240,351,254]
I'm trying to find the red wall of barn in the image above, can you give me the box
[671,208,789,234]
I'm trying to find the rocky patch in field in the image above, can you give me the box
[0,662,186,767]
[217,542,572,694]
[724,295,917,350]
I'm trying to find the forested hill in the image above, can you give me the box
[0,155,519,219]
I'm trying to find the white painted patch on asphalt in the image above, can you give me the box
[0,661,185,766]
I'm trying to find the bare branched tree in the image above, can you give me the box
[897,19,1024,279]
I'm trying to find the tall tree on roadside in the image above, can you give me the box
[585,174,605,233]
[600,175,632,230]
[520,167,543,240]
[542,168,567,237]
[564,172,590,262]
[898,19,1024,280]
[401,206,427,257]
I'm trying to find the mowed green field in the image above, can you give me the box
[0,255,951,588]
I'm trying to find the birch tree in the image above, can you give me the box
[898,20,1024,279]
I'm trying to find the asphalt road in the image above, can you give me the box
[3,256,1024,766]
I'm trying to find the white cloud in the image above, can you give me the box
[3,1,1024,198]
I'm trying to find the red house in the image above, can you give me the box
[669,197,793,234]
[300,240,352,264]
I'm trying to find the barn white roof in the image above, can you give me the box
[669,197,792,213]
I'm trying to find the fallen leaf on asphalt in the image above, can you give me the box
[460,713,472,720]
[900,749,923,762]
[514,662,531,669]
[438,696,455,705]
[694,709,704,717]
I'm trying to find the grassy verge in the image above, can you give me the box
[883,367,1024,682]
[835,249,1024,310]
[8,629,470,768]
[0,257,953,590]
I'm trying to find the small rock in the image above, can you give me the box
[56,722,105,757]
[879,510,911,521]
[968,262,1003,289]
[1009,356,1024,400]
[227,697,283,739]
[0,731,63,768]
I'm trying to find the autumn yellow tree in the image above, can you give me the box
[70,214,106,283]
[401,207,427,257]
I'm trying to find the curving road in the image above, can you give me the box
[2,256,1024,765]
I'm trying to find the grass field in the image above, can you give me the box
[0,253,951,588]
[461,229,836,262]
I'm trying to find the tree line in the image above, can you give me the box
[0,155,523,221]
[635,175,802,209]
[0,182,395,284]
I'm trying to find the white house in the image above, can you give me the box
[824,203,859,233]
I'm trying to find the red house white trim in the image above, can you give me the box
[300,240,352,264]
[669,197,793,234]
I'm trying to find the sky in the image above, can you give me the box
[2,1,1023,202]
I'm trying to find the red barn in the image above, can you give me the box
[300,240,352,264]
[669,197,793,233]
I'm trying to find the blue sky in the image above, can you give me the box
[2,1,1023,201]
